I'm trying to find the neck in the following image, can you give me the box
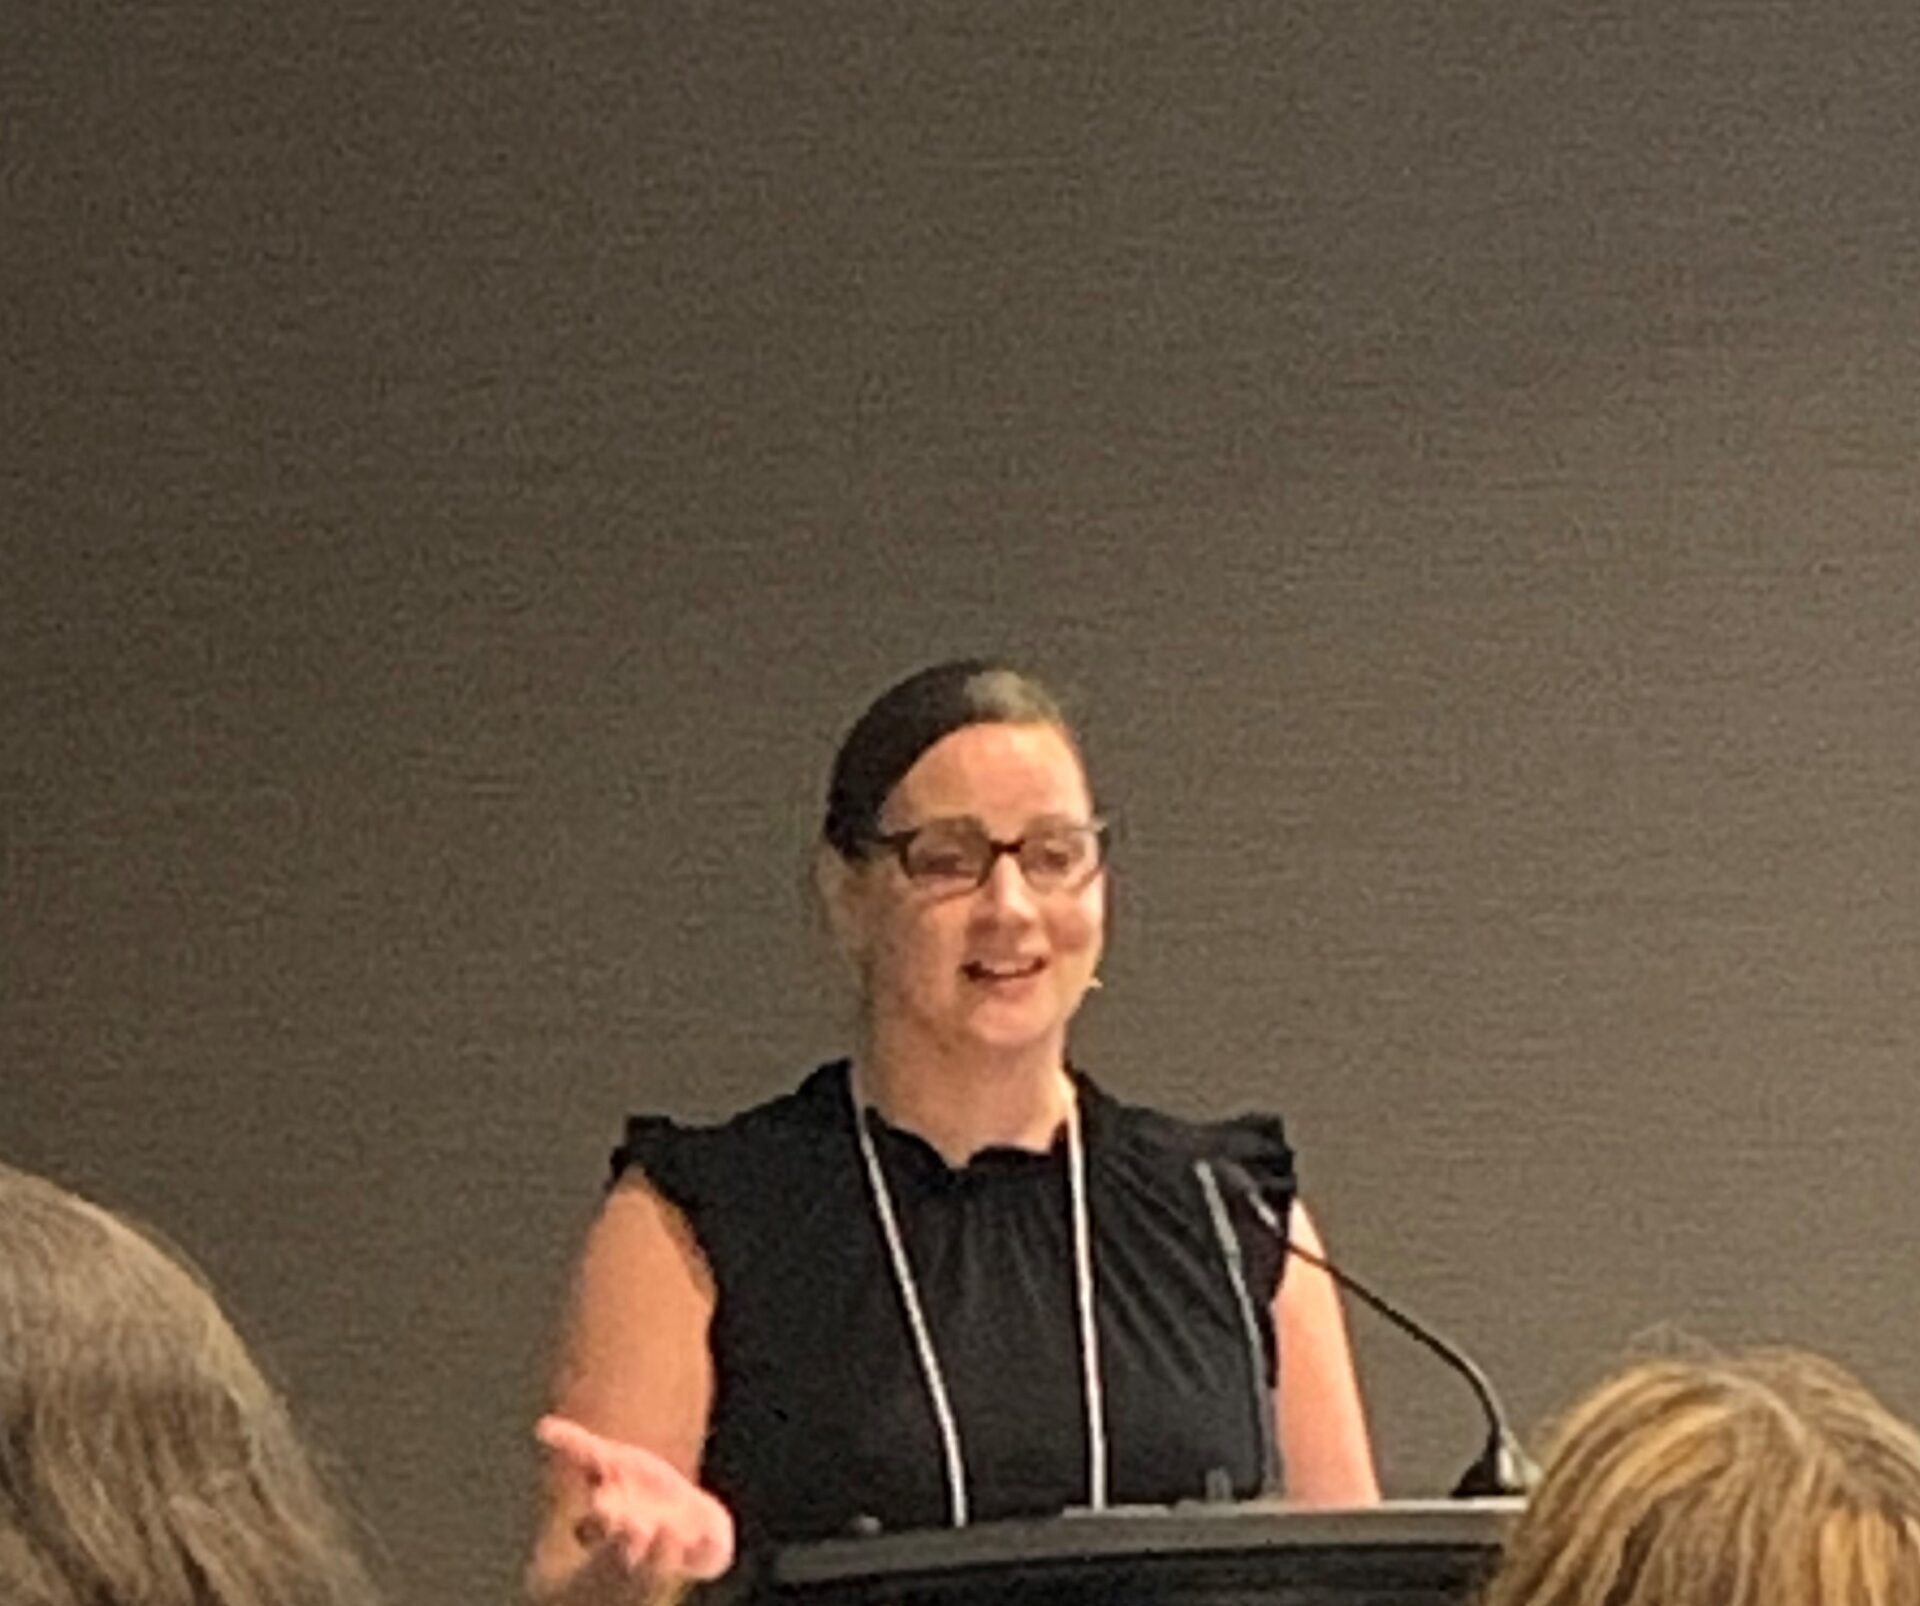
[854,1026,1075,1167]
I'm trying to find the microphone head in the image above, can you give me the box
[1451,1430,1541,1499]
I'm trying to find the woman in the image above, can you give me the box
[1480,1349,1920,1606]
[530,660,1378,1600]
[0,1163,378,1606]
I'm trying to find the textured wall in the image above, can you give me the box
[7,4,1920,1604]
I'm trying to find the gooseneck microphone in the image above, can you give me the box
[1212,1160,1540,1499]
[1193,1162,1283,1496]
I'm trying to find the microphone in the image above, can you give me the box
[1211,1160,1540,1499]
[1193,1161,1282,1497]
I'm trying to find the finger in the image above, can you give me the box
[594,1437,695,1500]
[591,1498,660,1572]
[535,1415,609,1476]
[642,1527,691,1580]
[591,1480,653,1538]
[679,1528,732,1582]
[538,1416,692,1499]
[621,1519,670,1574]
[673,1492,735,1580]
[695,1486,735,1532]
[687,1491,733,1546]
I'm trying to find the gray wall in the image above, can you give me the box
[7,4,1920,1603]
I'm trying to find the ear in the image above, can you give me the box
[813,844,874,969]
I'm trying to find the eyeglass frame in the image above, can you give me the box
[861,815,1112,892]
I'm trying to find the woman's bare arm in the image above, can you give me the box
[1273,1200,1381,1506]
[527,1178,719,1603]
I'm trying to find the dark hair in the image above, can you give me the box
[0,1164,379,1606]
[821,660,1079,859]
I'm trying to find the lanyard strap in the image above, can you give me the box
[847,1067,1108,1526]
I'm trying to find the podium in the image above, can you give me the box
[762,1500,1519,1605]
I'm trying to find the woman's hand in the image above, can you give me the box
[536,1416,736,1582]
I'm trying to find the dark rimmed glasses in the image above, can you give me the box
[865,816,1110,894]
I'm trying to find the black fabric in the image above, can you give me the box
[610,1061,1297,1546]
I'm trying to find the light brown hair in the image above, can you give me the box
[1481,1349,1920,1606]
[0,1164,379,1606]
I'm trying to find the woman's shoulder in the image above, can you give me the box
[1079,1070,1297,1199]
[608,1060,851,1194]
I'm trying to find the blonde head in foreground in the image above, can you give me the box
[1481,1349,1920,1606]
[0,1163,376,1606]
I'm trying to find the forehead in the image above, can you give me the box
[884,722,1092,827]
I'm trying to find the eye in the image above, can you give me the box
[1023,828,1092,881]
[912,845,974,878]
[902,827,985,881]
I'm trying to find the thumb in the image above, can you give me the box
[535,1414,610,1475]
[537,1417,702,1502]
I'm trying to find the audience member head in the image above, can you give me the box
[0,1163,377,1606]
[1481,1348,1920,1606]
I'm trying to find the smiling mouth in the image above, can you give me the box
[962,958,1047,983]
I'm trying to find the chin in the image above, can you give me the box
[956,1010,1069,1059]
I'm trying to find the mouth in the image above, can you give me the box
[961,957,1048,984]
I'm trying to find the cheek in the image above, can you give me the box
[1052,886,1106,959]
[868,901,961,987]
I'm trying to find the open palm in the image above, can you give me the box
[536,1416,736,1581]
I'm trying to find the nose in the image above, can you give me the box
[976,848,1039,916]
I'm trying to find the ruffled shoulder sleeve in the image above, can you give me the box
[609,1112,714,1219]
[1098,1094,1296,1210]
[602,1062,852,1270]
[1194,1110,1298,1221]
[1083,1079,1300,1301]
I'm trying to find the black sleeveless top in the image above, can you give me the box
[611,1061,1296,1546]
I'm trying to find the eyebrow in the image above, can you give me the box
[895,812,1090,834]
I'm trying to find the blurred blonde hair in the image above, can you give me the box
[1481,1348,1920,1606]
[0,1163,378,1606]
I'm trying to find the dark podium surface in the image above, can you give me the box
[761,1500,1520,1606]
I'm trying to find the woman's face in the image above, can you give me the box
[837,721,1106,1064]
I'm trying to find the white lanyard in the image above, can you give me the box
[847,1067,1109,1527]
